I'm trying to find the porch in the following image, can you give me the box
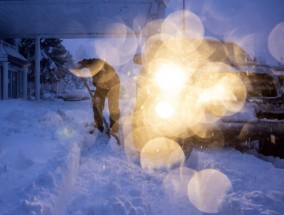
[0,40,28,100]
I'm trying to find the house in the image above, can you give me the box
[0,1,168,100]
[0,39,28,100]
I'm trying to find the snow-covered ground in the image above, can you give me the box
[1,96,284,215]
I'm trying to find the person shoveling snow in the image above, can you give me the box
[71,58,121,145]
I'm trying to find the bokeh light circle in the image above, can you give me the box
[94,23,138,66]
[268,22,284,64]
[140,137,185,172]
[161,10,204,39]
[188,169,232,213]
[163,167,196,200]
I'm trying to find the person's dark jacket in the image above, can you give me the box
[78,58,120,133]
[78,58,119,90]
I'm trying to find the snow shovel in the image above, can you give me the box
[80,76,121,145]
[94,104,121,145]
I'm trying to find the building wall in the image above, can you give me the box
[0,39,28,100]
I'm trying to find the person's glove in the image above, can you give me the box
[78,59,89,69]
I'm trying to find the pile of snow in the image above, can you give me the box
[58,89,90,101]
[1,99,284,215]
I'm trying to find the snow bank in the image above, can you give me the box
[1,99,284,215]
[0,99,86,214]
[58,89,90,101]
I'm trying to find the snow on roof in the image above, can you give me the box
[0,40,27,62]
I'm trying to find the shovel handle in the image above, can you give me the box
[80,75,121,145]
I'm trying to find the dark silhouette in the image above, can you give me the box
[78,58,120,134]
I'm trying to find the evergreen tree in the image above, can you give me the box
[19,38,74,83]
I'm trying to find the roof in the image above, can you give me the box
[0,40,27,65]
[0,0,167,39]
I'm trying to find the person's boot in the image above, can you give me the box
[94,122,104,132]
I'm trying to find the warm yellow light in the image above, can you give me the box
[155,100,174,119]
[200,85,228,103]
[155,63,187,91]
[69,68,92,78]
[198,72,246,117]
[140,137,185,172]
[200,90,212,103]
[213,85,227,100]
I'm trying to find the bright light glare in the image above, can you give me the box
[200,86,225,103]
[155,100,174,119]
[155,63,187,91]
[200,84,237,103]
[200,90,212,103]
